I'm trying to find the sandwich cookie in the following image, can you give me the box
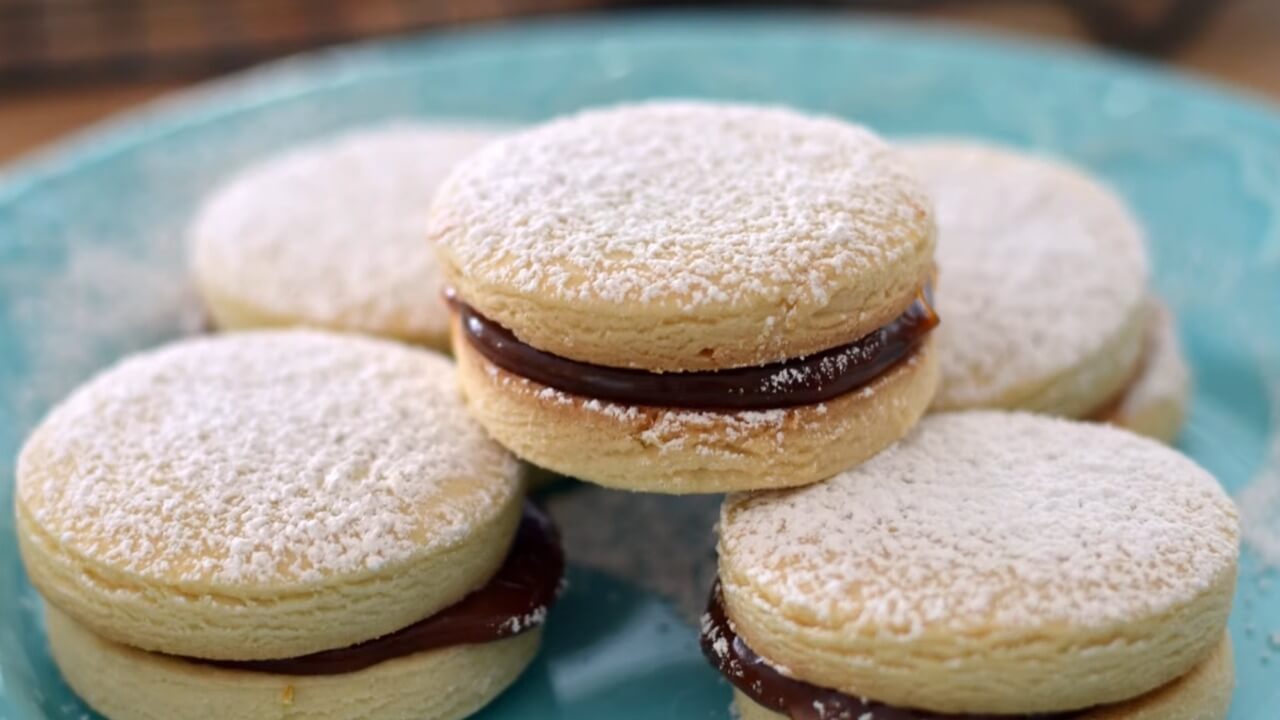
[16,331,563,720]
[432,101,940,493]
[901,141,1165,431]
[706,412,1239,719]
[191,125,501,350]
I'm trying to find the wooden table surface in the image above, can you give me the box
[2,1,1277,166]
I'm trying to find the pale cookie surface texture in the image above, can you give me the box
[902,141,1149,416]
[433,100,935,371]
[191,125,501,347]
[718,411,1238,715]
[17,330,521,659]
[454,319,939,493]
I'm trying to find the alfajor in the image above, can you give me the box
[706,411,1239,719]
[191,125,501,350]
[432,101,940,494]
[16,331,563,720]
[901,141,1189,441]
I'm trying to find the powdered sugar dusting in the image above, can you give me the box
[17,331,519,587]
[432,101,931,311]
[721,412,1238,631]
[191,124,503,338]
[901,141,1148,409]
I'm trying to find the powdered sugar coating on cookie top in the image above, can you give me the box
[191,124,502,340]
[17,331,519,588]
[431,102,933,357]
[902,141,1148,410]
[720,412,1238,633]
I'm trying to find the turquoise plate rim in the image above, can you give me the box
[4,12,1280,204]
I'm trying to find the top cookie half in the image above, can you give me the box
[430,101,935,372]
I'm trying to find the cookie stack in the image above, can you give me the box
[15,99,1240,720]
[432,102,940,493]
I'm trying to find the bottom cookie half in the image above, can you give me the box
[47,606,540,720]
[731,634,1233,720]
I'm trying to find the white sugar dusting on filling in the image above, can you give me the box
[721,412,1239,631]
[431,101,931,312]
[18,331,518,586]
[900,141,1148,407]
[757,340,879,395]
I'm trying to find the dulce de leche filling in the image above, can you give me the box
[454,286,938,411]
[190,504,564,676]
[701,581,1081,720]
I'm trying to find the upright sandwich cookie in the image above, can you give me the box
[191,125,501,350]
[16,331,563,720]
[706,412,1239,719]
[432,101,940,493]
[901,141,1186,440]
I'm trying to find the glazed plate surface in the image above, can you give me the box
[2,13,1279,719]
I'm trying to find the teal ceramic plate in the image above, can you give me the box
[2,13,1279,719]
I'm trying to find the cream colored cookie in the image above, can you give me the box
[432,101,935,371]
[901,140,1149,417]
[191,124,502,350]
[731,633,1233,720]
[453,318,938,493]
[1104,300,1191,443]
[47,606,541,720]
[17,330,522,660]
[718,412,1238,715]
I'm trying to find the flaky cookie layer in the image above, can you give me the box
[432,101,935,371]
[47,607,541,720]
[452,319,938,494]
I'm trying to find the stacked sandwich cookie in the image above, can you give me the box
[703,412,1239,720]
[432,101,940,493]
[15,331,563,720]
[901,141,1191,442]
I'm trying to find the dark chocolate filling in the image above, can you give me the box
[701,581,1081,720]
[455,287,938,411]
[192,503,564,676]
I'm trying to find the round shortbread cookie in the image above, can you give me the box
[16,330,523,660]
[432,101,935,371]
[191,125,502,349]
[1106,300,1191,444]
[453,319,939,493]
[718,412,1239,714]
[730,633,1233,720]
[46,606,541,720]
[901,140,1149,417]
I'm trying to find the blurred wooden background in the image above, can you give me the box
[1,0,1277,164]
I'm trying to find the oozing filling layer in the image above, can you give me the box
[454,286,938,411]
[701,581,1082,720]
[190,504,564,676]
